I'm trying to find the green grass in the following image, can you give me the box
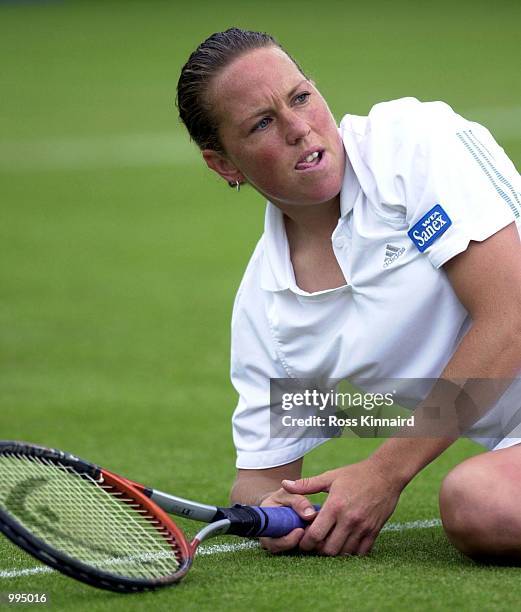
[1,0,521,610]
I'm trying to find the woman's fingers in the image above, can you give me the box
[281,473,331,496]
[258,489,317,553]
[298,505,336,551]
[260,489,318,520]
[286,494,318,520]
[356,534,375,556]
[313,524,375,556]
[260,528,305,553]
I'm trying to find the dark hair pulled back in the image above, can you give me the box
[176,27,305,152]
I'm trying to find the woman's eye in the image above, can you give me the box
[253,117,271,132]
[294,92,310,104]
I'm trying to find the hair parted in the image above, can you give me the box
[176,27,307,152]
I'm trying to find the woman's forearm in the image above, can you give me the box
[230,459,303,505]
[369,313,521,488]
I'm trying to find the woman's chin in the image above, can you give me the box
[301,179,343,206]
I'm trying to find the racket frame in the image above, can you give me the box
[0,442,194,592]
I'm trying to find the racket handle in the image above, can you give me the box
[251,505,320,538]
[217,504,320,538]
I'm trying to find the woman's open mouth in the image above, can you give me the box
[295,149,325,171]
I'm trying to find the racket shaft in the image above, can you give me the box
[148,489,218,522]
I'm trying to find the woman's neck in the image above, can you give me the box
[280,194,347,292]
[280,194,341,247]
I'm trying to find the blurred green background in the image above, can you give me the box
[1,1,520,609]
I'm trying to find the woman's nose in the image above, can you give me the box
[285,112,311,145]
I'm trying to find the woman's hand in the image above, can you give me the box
[259,487,318,553]
[281,459,403,556]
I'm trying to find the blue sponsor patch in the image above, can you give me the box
[408,204,452,253]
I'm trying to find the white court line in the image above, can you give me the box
[0,518,442,580]
[0,106,519,172]
[381,518,441,531]
[0,566,52,579]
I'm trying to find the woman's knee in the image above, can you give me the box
[439,453,521,560]
[439,461,483,555]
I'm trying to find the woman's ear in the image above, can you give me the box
[202,149,244,185]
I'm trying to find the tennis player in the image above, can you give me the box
[176,28,521,560]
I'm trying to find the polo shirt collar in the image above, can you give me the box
[261,149,358,293]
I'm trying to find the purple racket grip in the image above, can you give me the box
[253,505,320,538]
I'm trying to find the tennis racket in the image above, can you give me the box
[0,440,316,593]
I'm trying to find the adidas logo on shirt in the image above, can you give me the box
[383,244,406,268]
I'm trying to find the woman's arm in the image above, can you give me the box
[230,459,304,506]
[368,222,521,484]
[283,222,521,555]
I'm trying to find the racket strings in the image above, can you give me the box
[0,453,186,580]
[4,455,164,548]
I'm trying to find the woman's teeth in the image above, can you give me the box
[305,151,320,163]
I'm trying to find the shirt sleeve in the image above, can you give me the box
[230,243,328,469]
[363,97,521,268]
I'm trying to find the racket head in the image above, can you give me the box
[0,441,193,592]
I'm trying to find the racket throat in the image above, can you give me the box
[192,519,232,549]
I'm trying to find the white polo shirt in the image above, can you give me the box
[230,97,521,469]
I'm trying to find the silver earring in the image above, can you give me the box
[228,179,241,192]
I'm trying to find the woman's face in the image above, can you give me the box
[204,46,345,209]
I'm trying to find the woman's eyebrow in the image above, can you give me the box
[240,79,309,125]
